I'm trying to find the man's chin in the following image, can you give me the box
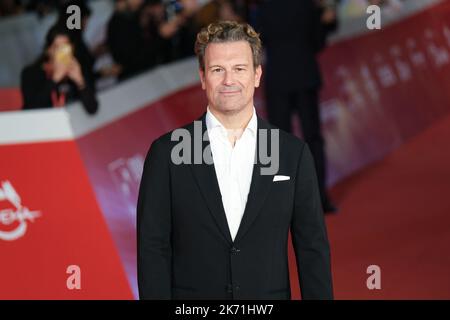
[216,106,244,115]
[214,101,248,113]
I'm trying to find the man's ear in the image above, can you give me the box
[199,69,206,90]
[254,65,262,88]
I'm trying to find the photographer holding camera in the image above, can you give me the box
[21,24,99,115]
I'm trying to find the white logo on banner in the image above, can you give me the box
[108,154,144,226]
[0,180,41,241]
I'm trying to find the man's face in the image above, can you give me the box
[199,41,262,116]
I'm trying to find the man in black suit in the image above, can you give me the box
[258,0,337,213]
[137,21,333,300]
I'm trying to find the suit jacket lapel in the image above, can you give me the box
[189,113,233,245]
[234,117,274,244]
[188,114,275,245]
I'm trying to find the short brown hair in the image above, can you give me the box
[194,21,263,71]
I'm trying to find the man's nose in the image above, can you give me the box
[222,70,236,86]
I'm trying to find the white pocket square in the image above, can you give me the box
[273,175,290,182]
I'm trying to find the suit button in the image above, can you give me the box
[226,284,233,293]
[230,247,241,254]
[235,285,240,291]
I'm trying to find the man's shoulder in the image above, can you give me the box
[145,118,202,154]
[258,117,306,153]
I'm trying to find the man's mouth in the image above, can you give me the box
[219,90,240,95]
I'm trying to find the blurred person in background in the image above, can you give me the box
[0,0,24,17]
[194,0,243,28]
[55,0,97,86]
[140,0,199,64]
[107,0,201,80]
[163,0,202,60]
[217,0,242,21]
[25,0,60,18]
[107,0,150,79]
[244,0,263,27]
[258,0,337,213]
[55,0,122,82]
[317,0,339,43]
[139,0,173,65]
[21,24,98,114]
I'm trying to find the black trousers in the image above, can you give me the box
[266,87,328,204]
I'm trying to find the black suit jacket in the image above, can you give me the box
[137,113,333,299]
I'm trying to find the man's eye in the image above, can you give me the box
[212,68,223,73]
[236,68,245,72]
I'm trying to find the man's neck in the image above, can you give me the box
[208,105,254,130]
[208,105,254,147]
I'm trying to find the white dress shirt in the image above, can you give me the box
[206,107,257,241]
